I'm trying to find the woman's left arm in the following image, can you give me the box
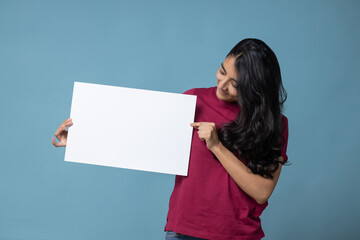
[191,122,284,205]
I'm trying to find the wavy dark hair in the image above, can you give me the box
[218,38,288,179]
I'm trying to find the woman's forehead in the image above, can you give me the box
[222,56,238,79]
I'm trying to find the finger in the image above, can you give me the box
[190,122,202,129]
[197,131,205,141]
[60,118,72,127]
[60,123,72,130]
[52,137,60,147]
[65,122,73,127]
[52,137,66,147]
[198,132,206,141]
[54,126,67,140]
[55,126,67,136]
[61,121,73,128]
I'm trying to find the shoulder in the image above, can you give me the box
[182,87,216,96]
[281,114,288,126]
[280,114,289,162]
[281,114,289,134]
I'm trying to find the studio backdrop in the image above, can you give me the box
[0,0,359,239]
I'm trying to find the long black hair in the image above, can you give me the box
[218,38,288,179]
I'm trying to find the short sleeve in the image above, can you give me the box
[182,88,196,95]
[281,115,289,163]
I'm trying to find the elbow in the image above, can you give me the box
[255,192,271,205]
[254,182,276,204]
[255,198,268,205]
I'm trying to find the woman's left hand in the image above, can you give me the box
[190,122,220,151]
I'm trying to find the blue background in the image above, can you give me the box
[1,0,359,239]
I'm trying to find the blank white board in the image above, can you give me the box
[64,82,197,176]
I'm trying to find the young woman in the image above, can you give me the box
[52,38,289,240]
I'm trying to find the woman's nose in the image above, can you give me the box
[219,78,230,89]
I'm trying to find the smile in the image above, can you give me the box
[218,88,228,96]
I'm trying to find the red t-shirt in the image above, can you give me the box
[164,87,289,240]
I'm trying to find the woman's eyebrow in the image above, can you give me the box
[221,63,227,73]
[221,62,237,82]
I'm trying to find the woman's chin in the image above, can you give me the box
[216,90,228,101]
[216,89,222,98]
[216,90,237,102]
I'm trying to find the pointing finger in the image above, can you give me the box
[190,122,202,129]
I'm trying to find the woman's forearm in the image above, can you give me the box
[210,142,282,204]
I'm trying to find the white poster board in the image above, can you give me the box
[64,82,197,176]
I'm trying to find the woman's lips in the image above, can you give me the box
[218,88,227,96]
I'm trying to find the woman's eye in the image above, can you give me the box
[220,71,225,75]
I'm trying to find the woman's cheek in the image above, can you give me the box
[216,71,223,81]
[230,89,238,100]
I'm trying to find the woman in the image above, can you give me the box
[52,38,289,240]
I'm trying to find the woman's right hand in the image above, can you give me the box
[52,118,73,147]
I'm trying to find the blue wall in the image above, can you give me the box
[1,0,359,239]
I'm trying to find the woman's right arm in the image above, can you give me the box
[52,118,73,147]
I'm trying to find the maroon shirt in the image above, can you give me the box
[165,87,289,240]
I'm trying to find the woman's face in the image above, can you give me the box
[216,55,238,102]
